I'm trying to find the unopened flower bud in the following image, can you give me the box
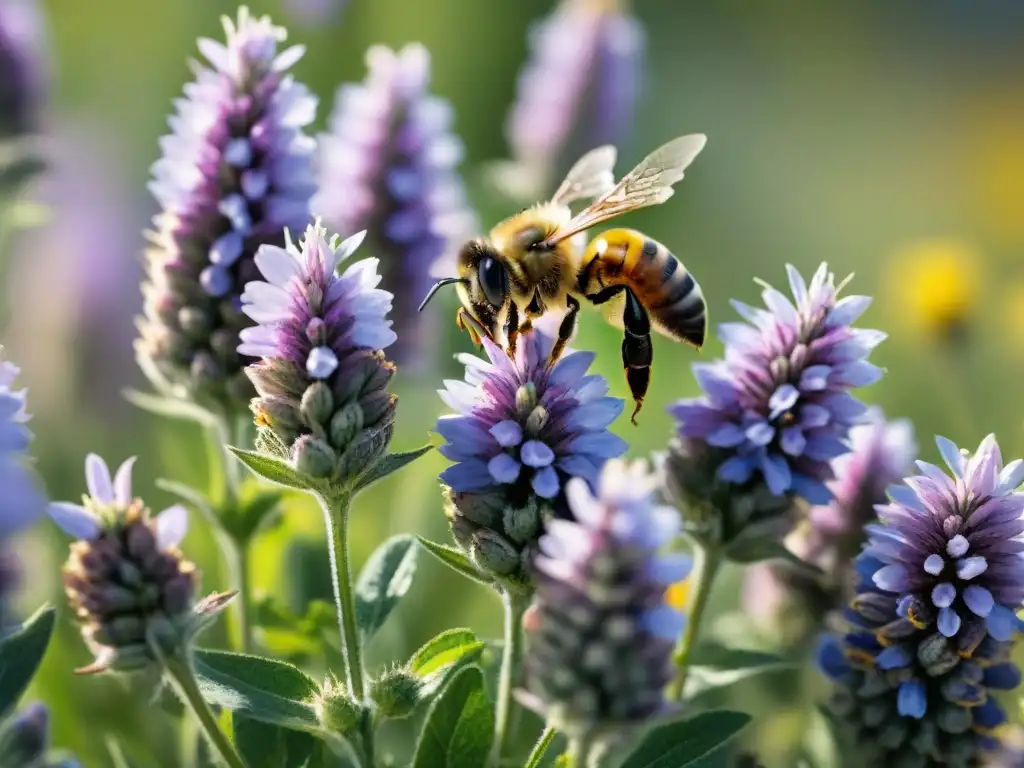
[471,529,520,578]
[300,382,335,428]
[369,668,423,720]
[329,402,364,450]
[293,435,337,479]
[314,678,364,736]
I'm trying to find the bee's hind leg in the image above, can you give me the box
[548,295,581,366]
[620,288,652,426]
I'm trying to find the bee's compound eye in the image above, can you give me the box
[478,256,509,307]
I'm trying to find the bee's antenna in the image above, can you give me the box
[418,277,467,312]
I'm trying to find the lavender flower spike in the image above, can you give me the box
[518,459,690,740]
[48,454,232,674]
[819,434,1024,765]
[666,263,884,551]
[743,408,916,643]
[240,222,399,487]
[436,318,626,585]
[137,7,317,412]
[0,347,44,539]
[316,43,476,371]
[497,0,644,198]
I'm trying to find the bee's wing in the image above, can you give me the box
[550,145,618,206]
[543,134,707,246]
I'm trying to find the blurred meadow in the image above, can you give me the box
[3,0,1024,766]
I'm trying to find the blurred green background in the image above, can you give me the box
[3,0,1024,766]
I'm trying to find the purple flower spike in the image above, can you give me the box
[819,433,1024,764]
[46,453,234,676]
[497,0,645,198]
[664,263,884,557]
[517,459,689,737]
[240,222,399,486]
[0,347,44,628]
[743,409,916,644]
[436,321,626,585]
[137,7,317,411]
[0,0,46,137]
[316,43,476,372]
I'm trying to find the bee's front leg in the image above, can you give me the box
[505,302,521,359]
[548,295,580,366]
[456,307,483,346]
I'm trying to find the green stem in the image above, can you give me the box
[492,589,528,766]
[204,417,252,653]
[568,734,596,768]
[163,654,246,768]
[317,491,366,701]
[666,543,722,702]
[524,726,557,768]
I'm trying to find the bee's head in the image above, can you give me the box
[419,239,510,341]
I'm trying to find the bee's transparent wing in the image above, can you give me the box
[543,134,707,246]
[550,145,618,206]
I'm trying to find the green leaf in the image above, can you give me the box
[725,538,824,575]
[687,643,789,671]
[233,714,316,768]
[408,630,484,678]
[156,479,217,524]
[123,389,219,428]
[0,604,56,720]
[353,445,434,492]
[229,447,312,491]
[354,535,419,641]
[412,665,493,768]
[193,649,320,732]
[417,537,492,586]
[619,710,752,768]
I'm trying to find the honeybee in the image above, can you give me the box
[419,135,709,424]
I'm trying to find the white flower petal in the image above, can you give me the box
[85,453,114,504]
[254,244,301,287]
[155,505,189,549]
[113,457,137,508]
[48,502,100,540]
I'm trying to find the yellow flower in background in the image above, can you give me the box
[886,239,982,344]
[665,578,690,611]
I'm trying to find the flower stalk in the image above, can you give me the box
[666,542,722,702]
[524,725,557,768]
[492,589,528,765]
[161,651,246,768]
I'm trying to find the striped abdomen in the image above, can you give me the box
[576,227,707,348]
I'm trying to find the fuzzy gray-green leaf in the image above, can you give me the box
[193,650,319,731]
[619,710,752,768]
[353,445,433,492]
[412,665,493,768]
[229,447,312,491]
[417,537,492,586]
[0,604,55,720]
[354,535,419,641]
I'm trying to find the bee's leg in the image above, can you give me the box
[620,288,652,426]
[505,302,520,359]
[456,307,482,345]
[548,295,581,365]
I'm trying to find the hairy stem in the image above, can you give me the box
[524,725,557,768]
[666,542,722,702]
[492,589,528,766]
[318,491,366,701]
[163,654,246,768]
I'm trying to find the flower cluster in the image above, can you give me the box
[316,43,476,371]
[137,7,317,412]
[0,348,44,627]
[518,459,689,737]
[666,263,884,549]
[240,222,398,486]
[743,409,916,643]
[48,455,230,674]
[435,322,626,585]
[820,435,1024,765]
[498,0,644,197]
